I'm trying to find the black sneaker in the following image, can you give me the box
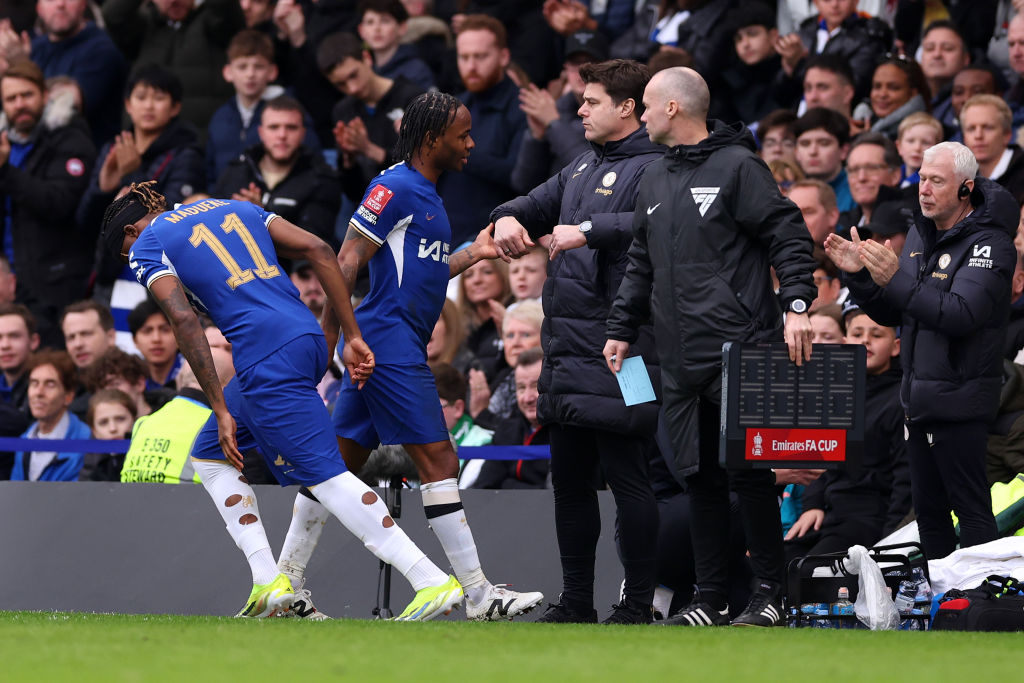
[601,600,653,625]
[535,602,598,624]
[661,600,730,627]
[731,580,784,627]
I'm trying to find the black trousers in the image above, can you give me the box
[656,490,753,617]
[685,397,785,603]
[906,420,997,560]
[549,424,658,609]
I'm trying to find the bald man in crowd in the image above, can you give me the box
[604,67,816,628]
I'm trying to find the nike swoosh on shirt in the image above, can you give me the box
[426,213,435,220]
[647,203,661,215]
[909,251,922,257]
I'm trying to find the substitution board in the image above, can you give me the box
[720,342,865,470]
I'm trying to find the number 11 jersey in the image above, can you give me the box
[127,198,320,373]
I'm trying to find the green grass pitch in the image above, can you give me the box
[1,611,1018,682]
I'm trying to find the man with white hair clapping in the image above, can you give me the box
[825,141,1019,561]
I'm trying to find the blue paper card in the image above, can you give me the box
[615,356,656,406]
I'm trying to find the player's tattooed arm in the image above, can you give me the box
[148,275,244,469]
[449,223,501,278]
[337,223,379,291]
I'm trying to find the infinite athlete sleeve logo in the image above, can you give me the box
[363,185,395,214]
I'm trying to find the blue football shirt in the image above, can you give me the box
[349,162,451,364]
[127,198,321,372]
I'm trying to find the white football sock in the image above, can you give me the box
[277,492,329,587]
[310,471,447,591]
[193,459,279,585]
[420,478,488,593]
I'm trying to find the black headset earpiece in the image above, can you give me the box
[958,181,971,200]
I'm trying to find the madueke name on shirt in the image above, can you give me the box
[126,198,321,373]
[347,162,451,365]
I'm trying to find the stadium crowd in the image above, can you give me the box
[3,0,1024,624]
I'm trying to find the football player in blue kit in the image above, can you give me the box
[100,181,463,620]
[319,91,544,620]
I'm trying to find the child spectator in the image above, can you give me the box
[809,303,843,343]
[895,112,943,187]
[78,66,206,336]
[317,31,426,201]
[784,304,911,558]
[508,246,547,303]
[78,65,204,225]
[206,29,320,188]
[83,347,175,419]
[358,0,435,88]
[472,346,549,489]
[719,3,791,124]
[10,351,90,482]
[79,388,137,481]
[127,298,182,391]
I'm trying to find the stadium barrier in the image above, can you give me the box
[1,447,629,620]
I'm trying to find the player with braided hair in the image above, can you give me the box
[314,91,545,621]
[102,177,465,621]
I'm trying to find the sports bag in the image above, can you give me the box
[931,575,1024,631]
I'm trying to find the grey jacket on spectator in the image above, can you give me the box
[492,126,663,435]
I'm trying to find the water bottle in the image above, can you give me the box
[800,601,831,628]
[894,580,921,630]
[830,586,855,628]
[912,567,933,605]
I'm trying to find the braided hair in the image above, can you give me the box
[393,91,461,165]
[100,181,168,261]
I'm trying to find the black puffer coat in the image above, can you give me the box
[491,126,663,435]
[846,177,1019,425]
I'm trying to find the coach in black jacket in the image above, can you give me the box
[605,67,816,627]
[492,60,663,625]
[827,142,1018,560]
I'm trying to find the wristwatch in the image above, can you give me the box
[578,220,592,234]
[789,299,809,314]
